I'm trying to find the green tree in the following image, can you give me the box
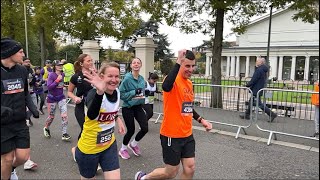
[56,44,82,64]
[160,56,174,76]
[58,0,141,41]
[105,47,115,61]
[121,19,175,71]
[1,0,24,40]
[113,51,135,63]
[140,0,319,108]
[31,0,65,66]
[1,0,42,65]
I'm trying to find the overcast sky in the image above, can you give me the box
[100,12,237,56]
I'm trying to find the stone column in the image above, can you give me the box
[278,56,283,80]
[269,56,278,78]
[80,40,100,68]
[235,56,240,77]
[290,56,296,80]
[245,56,250,77]
[226,56,230,77]
[132,37,157,80]
[230,56,235,76]
[205,54,210,77]
[304,56,310,80]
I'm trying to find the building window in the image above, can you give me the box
[310,56,319,81]
[296,56,305,80]
[282,56,292,80]
[222,65,226,72]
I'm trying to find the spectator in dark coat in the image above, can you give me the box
[240,57,277,122]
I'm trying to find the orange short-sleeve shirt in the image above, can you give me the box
[160,74,194,138]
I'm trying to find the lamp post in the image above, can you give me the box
[24,2,29,57]
[266,4,273,66]
[265,4,273,87]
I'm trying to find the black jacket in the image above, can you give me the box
[1,63,32,125]
[246,64,269,96]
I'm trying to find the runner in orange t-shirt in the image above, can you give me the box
[311,82,319,138]
[135,49,212,180]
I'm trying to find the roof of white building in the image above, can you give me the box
[247,7,291,28]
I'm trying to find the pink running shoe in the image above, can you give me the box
[118,149,131,159]
[129,144,141,156]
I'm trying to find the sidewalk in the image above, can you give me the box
[16,105,319,179]
[152,101,319,148]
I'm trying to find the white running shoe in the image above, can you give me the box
[11,169,19,180]
[24,159,38,170]
[97,165,102,171]
[26,120,31,127]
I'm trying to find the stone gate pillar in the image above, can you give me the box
[132,37,157,79]
[80,40,100,69]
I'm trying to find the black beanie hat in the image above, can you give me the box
[1,38,23,59]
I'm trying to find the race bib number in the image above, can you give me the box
[2,78,24,94]
[57,81,64,88]
[148,96,155,104]
[96,128,114,146]
[181,101,193,116]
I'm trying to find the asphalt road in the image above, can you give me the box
[15,105,319,179]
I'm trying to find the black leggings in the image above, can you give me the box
[37,93,45,111]
[142,104,154,120]
[75,101,85,140]
[122,105,148,145]
[26,93,45,119]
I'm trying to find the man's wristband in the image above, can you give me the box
[197,117,203,123]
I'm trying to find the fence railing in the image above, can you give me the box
[153,83,254,138]
[152,83,319,145]
[155,74,318,92]
[255,88,319,145]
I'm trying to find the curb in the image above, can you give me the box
[152,119,319,153]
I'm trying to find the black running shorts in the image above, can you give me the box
[1,121,30,155]
[160,134,195,166]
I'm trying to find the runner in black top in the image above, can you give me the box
[67,54,95,162]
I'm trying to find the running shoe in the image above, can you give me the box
[11,169,18,180]
[24,159,38,170]
[135,171,146,180]
[26,120,31,127]
[62,133,71,141]
[39,109,45,115]
[43,127,51,138]
[29,119,33,126]
[118,149,130,159]
[128,143,141,156]
[97,164,102,171]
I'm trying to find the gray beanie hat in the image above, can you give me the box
[1,38,23,59]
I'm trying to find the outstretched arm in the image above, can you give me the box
[193,109,212,131]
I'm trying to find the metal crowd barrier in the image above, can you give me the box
[153,83,254,139]
[255,88,319,145]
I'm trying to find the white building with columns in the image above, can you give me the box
[205,8,319,81]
